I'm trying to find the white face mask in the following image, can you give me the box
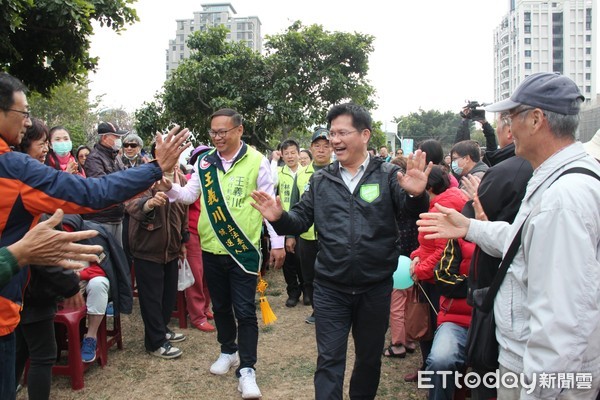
[113,138,122,151]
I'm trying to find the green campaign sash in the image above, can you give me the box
[198,158,262,274]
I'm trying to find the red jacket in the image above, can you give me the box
[435,238,475,328]
[411,187,466,282]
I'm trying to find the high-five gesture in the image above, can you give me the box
[416,203,471,240]
[396,149,433,196]
[154,125,191,173]
[250,191,284,222]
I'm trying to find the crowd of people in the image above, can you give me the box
[1,68,600,400]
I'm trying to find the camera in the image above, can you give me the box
[460,100,488,122]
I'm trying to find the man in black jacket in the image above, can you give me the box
[251,103,431,400]
[83,122,128,246]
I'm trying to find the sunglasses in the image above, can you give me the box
[123,143,139,148]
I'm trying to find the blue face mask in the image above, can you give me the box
[451,160,463,175]
[52,141,72,156]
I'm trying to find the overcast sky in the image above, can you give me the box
[88,0,596,131]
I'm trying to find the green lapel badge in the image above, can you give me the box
[360,184,380,203]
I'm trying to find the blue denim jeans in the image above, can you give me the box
[203,252,258,377]
[426,322,468,400]
[0,332,16,400]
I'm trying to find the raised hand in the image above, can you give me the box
[460,174,481,201]
[416,203,471,240]
[250,191,284,222]
[154,125,191,173]
[396,149,433,196]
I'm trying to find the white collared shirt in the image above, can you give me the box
[339,153,370,193]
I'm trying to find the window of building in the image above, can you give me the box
[180,54,183,60]
[586,85,591,93]
[180,45,184,50]
[586,47,592,55]
[525,50,531,57]
[586,34,591,42]
[172,46,176,51]
[524,12,531,22]
[237,23,244,30]
[525,62,532,69]
[524,25,531,34]
[586,73,591,80]
[586,60,591,67]
[525,37,531,44]
[190,26,194,32]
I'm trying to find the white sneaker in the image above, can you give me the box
[238,367,262,399]
[210,352,240,375]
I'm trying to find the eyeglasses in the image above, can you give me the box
[326,130,360,139]
[2,108,30,119]
[451,155,465,162]
[207,125,240,138]
[506,107,536,125]
[123,143,139,148]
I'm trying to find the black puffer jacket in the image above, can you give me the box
[271,156,429,293]
[83,143,126,223]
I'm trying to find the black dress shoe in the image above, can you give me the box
[285,297,299,307]
[302,296,311,306]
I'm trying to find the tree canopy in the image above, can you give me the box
[1,0,138,94]
[393,109,463,147]
[137,22,376,150]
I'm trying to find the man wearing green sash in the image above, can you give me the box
[165,109,285,399]
[251,103,432,400]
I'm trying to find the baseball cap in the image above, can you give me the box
[97,122,119,135]
[311,127,329,143]
[583,128,600,161]
[485,72,584,115]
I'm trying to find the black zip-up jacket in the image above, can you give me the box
[271,156,429,293]
[83,143,126,223]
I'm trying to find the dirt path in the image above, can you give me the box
[20,271,425,399]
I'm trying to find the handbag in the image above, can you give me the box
[465,167,600,370]
[177,257,195,291]
[405,284,436,342]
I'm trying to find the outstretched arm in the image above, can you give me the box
[250,191,284,222]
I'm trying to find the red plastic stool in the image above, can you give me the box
[52,305,96,390]
[96,313,123,367]
[171,291,188,329]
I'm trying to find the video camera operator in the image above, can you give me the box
[454,101,511,167]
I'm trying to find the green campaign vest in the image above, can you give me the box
[296,162,317,241]
[197,146,264,274]
[277,165,297,211]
